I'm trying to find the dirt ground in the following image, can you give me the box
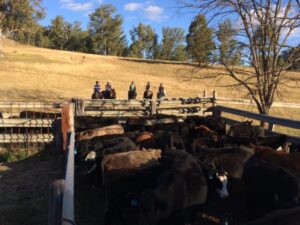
[0,150,64,225]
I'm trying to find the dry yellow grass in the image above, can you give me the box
[1,40,299,103]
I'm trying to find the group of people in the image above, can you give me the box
[93,81,166,99]
[94,81,112,93]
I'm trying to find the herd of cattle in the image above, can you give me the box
[74,115,300,225]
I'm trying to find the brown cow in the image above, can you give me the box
[77,125,124,141]
[196,145,255,179]
[136,131,186,151]
[194,125,219,142]
[254,145,300,172]
[102,149,161,188]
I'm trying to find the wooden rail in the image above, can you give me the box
[74,97,215,117]
[0,118,54,127]
[216,97,300,109]
[214,105,300,143]
[0,134,54,143]
[0,101,62,146]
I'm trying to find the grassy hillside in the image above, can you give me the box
[1,40,300,103]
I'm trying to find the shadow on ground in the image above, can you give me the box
[0,149,64,225]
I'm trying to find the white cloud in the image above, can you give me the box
[144,5,167,22]
[124,3,168,22]
[124,3,143,11]
[60,0,93,11]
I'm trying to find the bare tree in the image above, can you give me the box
[179,0,300,116]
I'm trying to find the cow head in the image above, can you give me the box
[215,170,229,199]
[206,168,229,199]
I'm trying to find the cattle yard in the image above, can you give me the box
[1,97,300,225]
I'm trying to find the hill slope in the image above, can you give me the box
[1,40,299,103]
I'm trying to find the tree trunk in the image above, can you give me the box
[255,100,271,128]
[0,29,4,59]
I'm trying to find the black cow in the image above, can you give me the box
[256,134,288,150]
[243,157,300,220]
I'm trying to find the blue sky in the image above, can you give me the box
[40,0,299,45]
[40,0,198,41]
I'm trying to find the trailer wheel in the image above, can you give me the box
[48,179,65,225]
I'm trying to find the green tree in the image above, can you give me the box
[64,21,89,52]
[34,26,50,48]
[48,15,70,50]
[173,45,188,61]
[216,19,242,66]
[128,23,158,59]
[160,27,185,60]
[0,0,45,57]
[186,14,215,65]
[88,4,126,56]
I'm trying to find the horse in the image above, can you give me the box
[101,89,116,99]
[91,91,103,99]
[143,90,153,99]
[157,91,166,99]
[128,90,137,99]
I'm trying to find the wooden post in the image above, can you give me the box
[54,119,62,153]
[268,123,275,132]
[75,98,84,116]
[212,91,217,107]
[203,90,206,97]
[61,103,75,152]
[212,107,222,118]
[151,100,157,115]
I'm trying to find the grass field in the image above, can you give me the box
[1,40,300,103]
